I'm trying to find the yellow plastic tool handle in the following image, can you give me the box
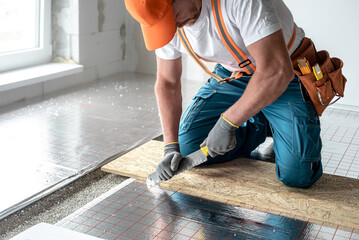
[201,145,209,156]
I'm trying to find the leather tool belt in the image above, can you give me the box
[291,37,347,116]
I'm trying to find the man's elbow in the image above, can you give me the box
[155,76,180,96]
[283,66,295,83]
[274,65,295,91]
[154,79,166,97]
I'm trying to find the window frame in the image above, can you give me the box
[0,0,52,73]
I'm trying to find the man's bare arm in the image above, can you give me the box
[223,30,294,126]
[155,56,183,144]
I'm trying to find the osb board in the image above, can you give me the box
[102,140,359,230]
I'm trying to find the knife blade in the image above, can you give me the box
[146,146,209,186]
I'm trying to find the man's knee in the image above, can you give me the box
[276,159,323,188]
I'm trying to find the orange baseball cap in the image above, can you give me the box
[125,0,177,51]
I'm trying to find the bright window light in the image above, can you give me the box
[0,0,51,73]
[0,0,39,54]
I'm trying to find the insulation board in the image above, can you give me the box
[102,140,359,231]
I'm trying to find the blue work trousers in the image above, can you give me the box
[178,64,322,188]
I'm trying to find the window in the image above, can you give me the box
[0,0,51,73]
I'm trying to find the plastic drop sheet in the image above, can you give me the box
[57,179,359,240]
[0,73,171,219]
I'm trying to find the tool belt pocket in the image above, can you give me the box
[291,38,347,116]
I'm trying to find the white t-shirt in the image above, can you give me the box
[155,0,305,72]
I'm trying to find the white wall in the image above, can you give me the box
[57,0,128,79]
[0,0,130,107]
[130,21,157,75]
[283,0,359,107]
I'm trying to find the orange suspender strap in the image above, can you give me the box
[287,24,297,51]
[212,0,297,73]
[177,29,235,83]
[211,0,256,76]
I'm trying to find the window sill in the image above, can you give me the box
[0,63,83,92]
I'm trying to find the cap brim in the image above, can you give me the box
[141,7,176,51]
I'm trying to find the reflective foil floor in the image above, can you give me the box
[0,73,163,219]
[320,108,359,179]
[57,179,359,240]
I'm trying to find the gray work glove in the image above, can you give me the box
[200,114,239,157]
[156,143,183,181]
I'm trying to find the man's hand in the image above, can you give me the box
[200,114,239,157]
[156,143,183,181]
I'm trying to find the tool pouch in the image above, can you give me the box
[291,38,347,116]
